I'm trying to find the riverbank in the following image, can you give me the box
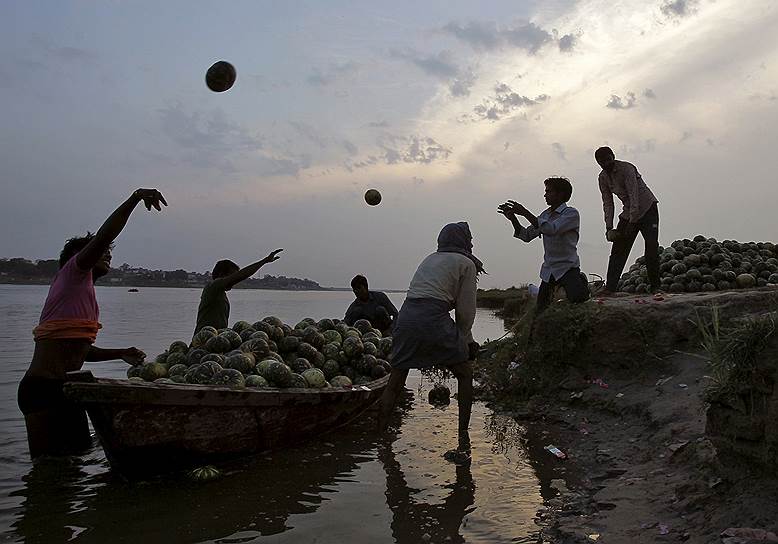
[476,288,778,543]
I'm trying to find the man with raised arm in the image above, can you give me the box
[18,188,167,458]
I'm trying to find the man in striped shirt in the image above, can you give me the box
[595,147,660,295]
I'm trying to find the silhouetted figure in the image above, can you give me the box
[194,250,283,333]
[595,146,660,294]
[18,188,166,458]
[343,274,398,334]
[378,222,482,457]
[498,177,589,313]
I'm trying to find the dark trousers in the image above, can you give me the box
[536,267,590,313]
[606,202,660,291]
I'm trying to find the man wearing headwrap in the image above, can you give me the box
[378,222,482,462]
[498,177,589,313]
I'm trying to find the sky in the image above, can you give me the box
[2,0,778,289]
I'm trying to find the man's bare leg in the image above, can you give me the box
[377,368,409,432]
[448,360,473,451]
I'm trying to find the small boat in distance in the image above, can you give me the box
[127,288,139,292]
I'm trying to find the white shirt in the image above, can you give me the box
[514,203,581,283]
[406,252,477,343]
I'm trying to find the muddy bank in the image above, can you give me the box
[476,287,778,543]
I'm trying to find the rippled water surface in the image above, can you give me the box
[0,285,543,543]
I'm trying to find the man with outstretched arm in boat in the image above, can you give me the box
[378,222,482,463]
[18,188,167,458]
[344,274,398,336]
[193,250,283,334]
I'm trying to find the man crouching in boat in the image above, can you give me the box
[378,222,482,462]
[18,188,167,458]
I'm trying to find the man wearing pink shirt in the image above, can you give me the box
[595,147,660,295]
[18,188,167,458]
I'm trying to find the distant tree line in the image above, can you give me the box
[0,258,323,290]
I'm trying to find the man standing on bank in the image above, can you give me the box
[595,146,660,295]
[498,177,589,313]
[18,188,167,458]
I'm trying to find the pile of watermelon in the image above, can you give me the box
[619,236,778,294]
[127,317,393,389]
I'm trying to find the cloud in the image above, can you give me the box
[289,121,329,149]
[342,139,358,156]
[619,139,656,155]
[558,33,577,52]
[30,35,96,63]
[348,134,452,169]
[442,20,552,54]
[680,131,693,142]
[551,142,567,161]
[606,92,637,109]
[306,61,359,86]
[368,121,389,128]
[660,0,699,18]
[472,83,550,121]
[389,49,477,97]
[643,88,657,99]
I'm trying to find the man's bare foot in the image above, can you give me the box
[443,448,471,465]
[594,287,617,297]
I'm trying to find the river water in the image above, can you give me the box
[0,285,544,543]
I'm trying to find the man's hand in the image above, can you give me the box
[133,189,168,211]
[121,347,146,366]
[497,203,516,219]
[468,341,480,361]
[606,229,620,243]
[505,200,530,217]
[263,249,284,264]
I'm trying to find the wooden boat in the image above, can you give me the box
[63,371,389,478]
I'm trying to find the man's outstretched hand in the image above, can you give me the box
[263,249,284,264]
[121,347,146,366]
[134,189,168,211]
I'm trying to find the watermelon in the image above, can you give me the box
[371,365,388,379]
[344,329,362,340]
[303,327,326,349]
[187,348,208,366]
[370,328,383,338]
[250,330,270,342]
[155,352,169,365]
[128,377,144,382]
[255,359,275,378]
[295,318,316,330]
[220,330,243,350]
[281,324,293,337]
[321,342,341,361]
[241,338,270,359]
[341,365,356,380]
[154,378,175,384]
[262,316,284,328]
[377,359,392,372]
[717,280,731,291]
[323,330,342,346]
[269,326,285,342]
[363,342,379,357]
[252,321,275,336]
[239,328,257,342]
[205,334,231,353]
[289,357,312,374]
[357,354,378,375]
[769,274,778,284]
[302,368,327,388]
[200,353,225,365]
[267,352,284,362]
[290,373,308,388]
[211,369,245,388]
[343,337,364,359]
[378,338,393,357]
[298,342,319,362]
[170,374,187,384]
[353,319,373,334]
[334,323,350,337]
[245,375,269,388]
[266,361,294,387]
[185,361,223,384]
[312,351,326,368]
[322,360,340,380]
[317,318,335,331]
[169,341,189,354]
[279,336,300,353]
[168,363,188,377]
[736,273,757,288]
[126,366,142,379]
[192,329,217,349]
[166,352,188,367]
[231,320,252,334]
[224,353,255,374]
[140,362,168,381]
[330,375,352,388]
[354,375,372,386]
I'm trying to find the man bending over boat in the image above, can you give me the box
[18,188,167,458]
[194,250,283,333]
[344,274,398,335]
[378,222,482,462]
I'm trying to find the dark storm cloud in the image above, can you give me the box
[442,20,553,54]
[606,92,637,109]
[472,83,550,121]
[306,61,359,86]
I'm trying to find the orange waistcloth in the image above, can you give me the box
[33,319,102,343]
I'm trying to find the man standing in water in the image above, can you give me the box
[378,223,481,463]
[344,275,398,335]
[194,250,283,334]
[18,188,167,458]
[595,146,660,295]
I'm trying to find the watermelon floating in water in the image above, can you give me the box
[169,341,189,354]
[330,375,352,388]
[245,375,269,388]
[302,368,326,388]
[210,368,246,388]
[140,362,168,381]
